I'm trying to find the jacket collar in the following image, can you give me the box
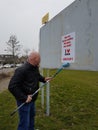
[25,61,38,69]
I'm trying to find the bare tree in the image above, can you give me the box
[24,48,31,57]
[6,35,21,65]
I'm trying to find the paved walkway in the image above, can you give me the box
[0,77,11,93]
[0,68,14,93]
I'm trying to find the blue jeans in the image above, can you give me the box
[17,101,35,130]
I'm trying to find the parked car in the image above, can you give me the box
[10,64,15,68]
[3,64,11,68]
[16,63,22,67]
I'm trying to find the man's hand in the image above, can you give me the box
[26,95,32,103]
[45,77,52,82]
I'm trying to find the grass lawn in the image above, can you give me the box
[0,69,98,130]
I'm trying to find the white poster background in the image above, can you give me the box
[61,32,75,63]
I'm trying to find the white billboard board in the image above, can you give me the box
[39,0,98,70]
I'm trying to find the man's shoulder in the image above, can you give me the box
[15,63,27,73]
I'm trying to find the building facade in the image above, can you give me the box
[0,54,17,64]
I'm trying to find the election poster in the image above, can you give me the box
[61,32,75,63]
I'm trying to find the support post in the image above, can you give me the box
[41,68,44,108]
[46,69,50,116]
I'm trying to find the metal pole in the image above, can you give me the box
[41,68,44,108]
[46,69,50,116]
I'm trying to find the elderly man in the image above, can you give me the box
[8,51,51,130]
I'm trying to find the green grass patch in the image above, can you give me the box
[0,69,98,130]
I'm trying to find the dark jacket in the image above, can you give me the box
[8,62,46,102]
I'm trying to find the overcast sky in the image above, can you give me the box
[0,0,75,55]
